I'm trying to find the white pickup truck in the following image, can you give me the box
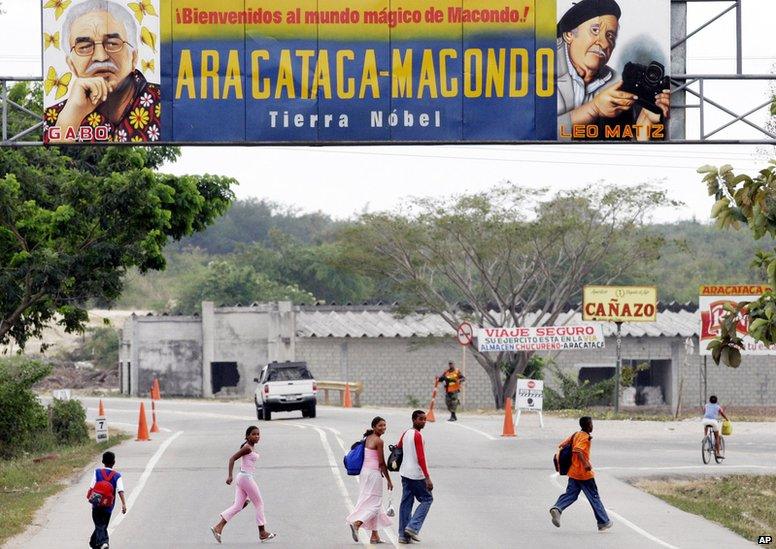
[253,361,317,421]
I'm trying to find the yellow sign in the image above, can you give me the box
[582,286,657,323]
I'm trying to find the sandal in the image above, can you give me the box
[370,539,385,544]
[349,523,359,542]
[260,532,277,543]
[209,526,222,544]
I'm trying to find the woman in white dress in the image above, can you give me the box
[347,416,393,544]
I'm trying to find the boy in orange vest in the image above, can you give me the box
[549,417,612,531]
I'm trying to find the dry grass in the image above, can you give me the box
[633,475,776,542]
[547,406,776,422]
[0,428,130,546]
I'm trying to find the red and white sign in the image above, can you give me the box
[457,322,474,346]
[699,284,776,355]
[476,325,605,352]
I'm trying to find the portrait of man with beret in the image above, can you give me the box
[555,0,670,141]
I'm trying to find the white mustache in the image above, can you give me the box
[588,46,606,58]
[86,61,118,75]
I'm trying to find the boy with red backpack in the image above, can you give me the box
[87,451,127,549]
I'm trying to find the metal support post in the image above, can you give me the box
[614,321,623,413]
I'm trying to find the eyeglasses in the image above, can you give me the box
[70,38,132,57]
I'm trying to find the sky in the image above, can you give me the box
[1,0,774,223]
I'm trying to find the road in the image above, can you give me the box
[8,397,774,549]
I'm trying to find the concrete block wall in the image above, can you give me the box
[678,344,776,407]
[296,337,500,409]
[124,316,202,397]
[202,303,296,397]
[538,336,678,406]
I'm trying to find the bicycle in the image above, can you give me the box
[701,425,725,464]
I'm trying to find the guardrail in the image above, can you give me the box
[317,381,363,407]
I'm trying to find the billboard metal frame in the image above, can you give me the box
[2,0,774,146]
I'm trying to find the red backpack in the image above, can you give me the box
[87,469,116,508]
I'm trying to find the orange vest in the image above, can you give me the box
[441,369,463,393]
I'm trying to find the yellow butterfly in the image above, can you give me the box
[43,0,72,20]
[44,66,72,100]
[141,26,157,53]
[141,59,155,73]
[128,0,158,23]
[43,32,60,50]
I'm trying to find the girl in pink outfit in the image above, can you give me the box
[210,426,276,543]
[347,416,393,544]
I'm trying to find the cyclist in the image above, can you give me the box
[701,395,729,458]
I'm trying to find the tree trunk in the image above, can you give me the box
[501,369,519,408]
[484,364,505,409]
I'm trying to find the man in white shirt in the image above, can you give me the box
[396,410,433,544]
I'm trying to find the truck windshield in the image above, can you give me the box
[267,367,312,382]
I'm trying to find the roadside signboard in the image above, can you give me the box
[582,285,657,323]
[476,324,604,352]
[52,389,71,400]
[42,0,670,144]
[516,378,543,410]
[699,284,776,355]
[95,416,109,442]
[456,322,473,346]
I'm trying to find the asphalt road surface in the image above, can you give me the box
[9,397,775,549]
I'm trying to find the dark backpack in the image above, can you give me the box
[343,438,366,476]
[87,469,116,508]
[387,444,403,472]
[553,433,577,476]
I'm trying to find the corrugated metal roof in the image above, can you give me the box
[296,309,699,338]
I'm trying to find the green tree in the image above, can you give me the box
[338,184,669,408]
[701,160,776,366]
[173,260,315,314]
[0,84,236,347]
[235,238,374,304]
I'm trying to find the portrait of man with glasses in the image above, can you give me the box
[44,0,160,143]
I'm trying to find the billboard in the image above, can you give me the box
[42,0,670,144]
[582,285,657,323]
[699,285,776,355]
[476,324,605,352]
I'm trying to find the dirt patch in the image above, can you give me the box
[33,362,118,393]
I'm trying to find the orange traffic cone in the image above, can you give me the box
[501,398,516,437]
[150,400,160,433]
[98,399,105,417]
[151,378,161,400]
[426,379,439,422]
[343,383,353,408]
[136,402,151,441]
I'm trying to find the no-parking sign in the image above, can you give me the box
[457,322,474,346]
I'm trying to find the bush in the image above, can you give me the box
[0,358,51,458]
[48,398,89,445]
[63,326,119,370]
[544,364,615,410]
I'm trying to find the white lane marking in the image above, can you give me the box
[448,421,497,440]
[324,426,347,453]
[549,473,679,549]
[109,431,183,533]
[313,425,399,548]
